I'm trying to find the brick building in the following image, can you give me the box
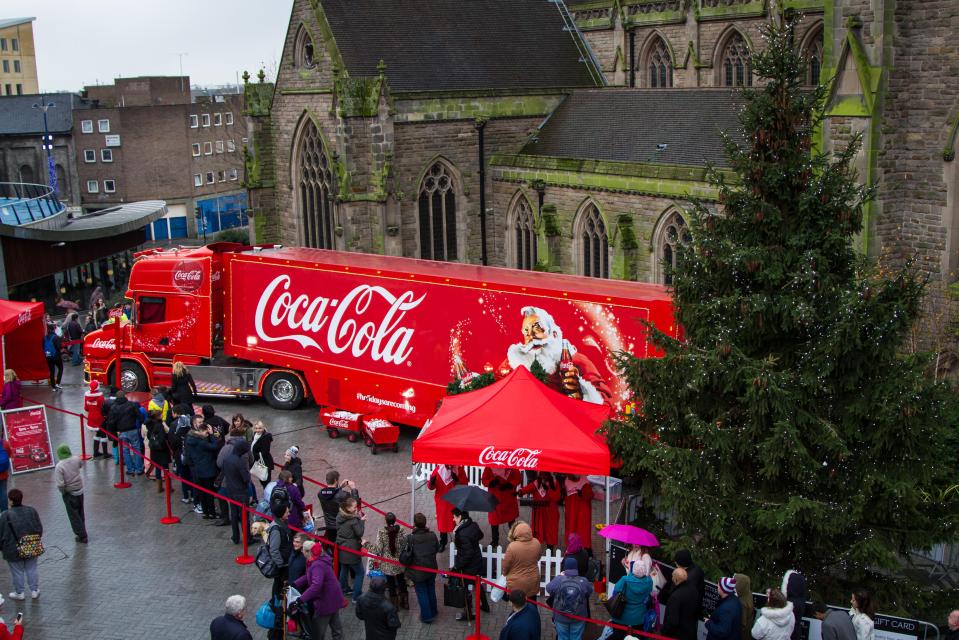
[75,76,247,241]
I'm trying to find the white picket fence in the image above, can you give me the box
[412,463,485,486]
[448,543,565,595]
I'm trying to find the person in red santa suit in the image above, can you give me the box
[481,467,521,548]
[428,464,467,551]
[83,380,108,458]
[498,306,613,412]
[563,474,594,553]
[517,471,561,549]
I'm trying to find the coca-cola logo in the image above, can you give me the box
[16,310,30,326]
[253,275,425,366]
[478,446,542,469]
[173,260,204,292]
[329,418,351,429]
[89,337,116,350]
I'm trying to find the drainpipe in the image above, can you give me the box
[475,118,488,266]
[629,30,636,87]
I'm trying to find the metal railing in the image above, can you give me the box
[0,181,65,225]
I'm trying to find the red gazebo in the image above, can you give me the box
[0,300,47,382]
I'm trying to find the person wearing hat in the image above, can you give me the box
[706,577,743,640]
[609,557,654,639]
[283,446,304,494]
[674,549,705,615]
[356,570,401,640]
[546,556,593,640]
[54,445,87,543]
[83,380,109,459]
[292,539,344,640]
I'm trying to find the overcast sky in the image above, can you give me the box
[6,0,294,93]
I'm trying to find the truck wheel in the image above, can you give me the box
[110,361,148,393]
[263,372,304,410]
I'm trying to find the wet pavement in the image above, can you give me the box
[6,363,613,639]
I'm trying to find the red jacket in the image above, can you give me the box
[0,621,23,640]
[83,391,104,429]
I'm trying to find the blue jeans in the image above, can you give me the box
[414,577,438,622]
[339,561,365,602]
[119,430,143,474]
[556,620,587,640]
[70,343,82,365]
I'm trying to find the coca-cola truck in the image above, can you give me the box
[83,243,675,427]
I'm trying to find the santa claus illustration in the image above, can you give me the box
[498,306,612,410]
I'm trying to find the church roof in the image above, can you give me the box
[0,93,88,136]
[525,89,747,167]
[319,0,599,92]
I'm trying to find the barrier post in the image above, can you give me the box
[333,543,339,576]
[235,508,254,565]
[465,576,489,640]
[113,440,131,489]
[160,473,180,525]
[79,415,91,461]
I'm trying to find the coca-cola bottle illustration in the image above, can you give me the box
[559,340,581,398]
[453,355,475,388]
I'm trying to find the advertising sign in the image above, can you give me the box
[1,405,54,474]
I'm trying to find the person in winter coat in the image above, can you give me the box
[428,464,467,551]
[221,439,251,544]
[83,380,109,459]
[42,324,63,390]
[64,313,83,365]
[405,512,440,624]
[293,543,345,640]
[662,568,700,640]
[250,420,275,489]
[499,589,541,640]
[545,556,592,640]
[287,534,308,586]
[267,504,293,600]
[706,577,743,640]
[216,426,253,523]
[202,405,229,440]
[751,589,795,640]
[170,362,197,407]
[563,475,594,553]
[283,446,304,494]
[273,470,307,529]
[336,497,367,603]
[675,549,706,615]
[736,573,756,640]
[623,545,664,596]
[452,508,489,620]
[210,595,254,640]
[0,436,11,513]
[0,489,42,600]
[54,444,87,543]
[610,557,655,640]
[184,421,220,519]
[849,590,875,640]
[108,390,145,476]
[170,404,193,502]
[814,602,857,640]
[371,512,409,610]
[782,570,808,640]
[142,410,171,493]
[147,387,170,424]
[503,521,542,600]
[564,533,589,577]
[0,370,21,411]
[482,467,520,548]
[318,470,359,542]
[356,571,401,640]
[518,471,561,549]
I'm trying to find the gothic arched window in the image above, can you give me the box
[294,25,316,69]
[577,204,609,279]
[418,162,458,261]
[656,210,692,285]
[510,194,536,270]
[646,36,673,88]
[296,119,336,249]
[803,27,824,87]
[721,33,752,87]
[18,164,34,184]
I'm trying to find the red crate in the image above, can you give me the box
[362,417,399,454]
[320,409,363,443]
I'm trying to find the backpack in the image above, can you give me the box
[585,556,601,582]
[255,541,280,578]
[42,335,56,358]
[0,443,9,473]
[270,484,291,514]
[553,577,586,616]
[147,425,168,454]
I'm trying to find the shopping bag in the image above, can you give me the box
[444,577,468,608]
[490,574,508,603]
[256,598,276,629]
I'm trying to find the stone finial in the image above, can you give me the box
[377,60,387,78]
[242,70,250,84]
[257,68,266,83]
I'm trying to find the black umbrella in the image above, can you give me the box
[441,485,500,513]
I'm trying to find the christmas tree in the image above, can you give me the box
[606,14,957,609]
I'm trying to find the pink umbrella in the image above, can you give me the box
[598,524,660,547]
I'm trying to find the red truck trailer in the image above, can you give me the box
[83,243,675,428]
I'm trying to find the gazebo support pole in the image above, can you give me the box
[410,463,416,525]
[605,475,611,593]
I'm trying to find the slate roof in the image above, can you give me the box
[0,18,35,30]
[319,0,598,92]
[524,89,747,167]
[0,93,87,136]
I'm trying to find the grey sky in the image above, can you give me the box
[5,0,294,93]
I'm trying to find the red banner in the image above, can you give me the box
[2,405,54,474]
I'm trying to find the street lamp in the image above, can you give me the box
[32,96,57,196]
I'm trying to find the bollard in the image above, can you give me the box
[79,415,91,461]
[465,576,490,640]
[235,508,254,565]
[113,440,131,489]
[160,473,180,525]
[333,544,339,577]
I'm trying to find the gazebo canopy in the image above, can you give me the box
[0,299,47,382]
[412,366,611,476]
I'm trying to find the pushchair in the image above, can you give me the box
[285,586,313,640]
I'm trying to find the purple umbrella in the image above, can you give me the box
[597,524,660,547]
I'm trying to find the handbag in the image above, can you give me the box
[399,535,414,566]
[7,519,43,560]
[255,598,277,629]
[444,577,468,608]
[490,574,508,603]
[251,454,269,482]
[604,589,626,619]
[650,561,666,591]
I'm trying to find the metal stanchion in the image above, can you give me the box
[113,440,131,489]
[160,473,180,525]
[79,415,92,461]
[235,508,254,565]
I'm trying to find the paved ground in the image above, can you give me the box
[5,363,616,639]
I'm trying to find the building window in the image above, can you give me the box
[189,114,199,128]
[509,194,536,270]
[721,33,752,87]
[191,143,201,157]
[194,174,202,187]
[204,142,213,155]
[18,164,33,183]
[241,137,248,144]
[103,179,116,193]
[13,60,19,73]
[215,140,224,154]
[294,25,317,69]
[0,39,6,52]
[646,36,673,88]
[101,149,113,162]
[97,119,110,133]
[418,162,459,261]
[206,172,215,184]
[296,118,337,249]
[227,139,235,152]
[214,113,222,126]
[1,61,7,73]
[83,149,96,163]
[225,112,234,125]
[804,27,824,87]
[3,85,9,96]
[86,180,99,194]
[576,203,608,279]
[201,114,211,127]
[655,210,691,285]
[81,120,93,134]
[228,168,238,181]
[11,39,17,52]
[218,170,226,182]
[15,84,21,95]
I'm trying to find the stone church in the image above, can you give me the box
[244,0,959,297]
